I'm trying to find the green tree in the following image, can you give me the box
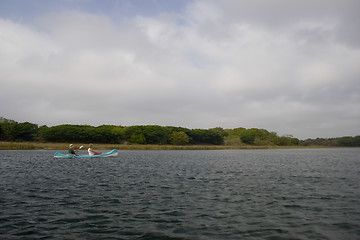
[169,131,189,145]
[0,120,38,141]
[209,127,228,137]
[272,135,300,146]
[129,133,146,144]
[123,126,144,141]
[188,129,224,145]
[0,122,16,141]
[95,125,125,143]
[13,122,38,141]
[239,130,256,144]
[337,136,360,146]
[238,128,279,145]
[142,125,168,144]
[40,125,93,142]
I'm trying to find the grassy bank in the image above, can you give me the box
[0,141,328,150]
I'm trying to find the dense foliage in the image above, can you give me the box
[300,136,360,147]
[224,127,299,146]
[0,118,223,145]
[0,118,38,141]
[1,117,359,146]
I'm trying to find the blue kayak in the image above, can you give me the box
[54,149,118,158]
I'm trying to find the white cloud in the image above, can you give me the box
[0,0,359,139]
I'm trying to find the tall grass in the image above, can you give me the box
[0,141,303,150]
[0,142,70,150]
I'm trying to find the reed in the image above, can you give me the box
[0,141,315,150]
[0,142,70,150]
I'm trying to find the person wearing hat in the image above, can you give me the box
[68,144,77,156]
[88,143,102,156]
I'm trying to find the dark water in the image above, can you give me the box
[1,148,359,240]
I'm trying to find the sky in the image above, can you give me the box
[0,0,359,139]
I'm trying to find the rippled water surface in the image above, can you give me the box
[1,148,359,239]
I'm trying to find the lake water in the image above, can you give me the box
[1,148,359,239]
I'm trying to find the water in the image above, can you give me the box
[1,148,359,239]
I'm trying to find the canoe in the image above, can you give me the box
[53,149,118,158]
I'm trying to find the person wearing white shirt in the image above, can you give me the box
[88,143,102,155]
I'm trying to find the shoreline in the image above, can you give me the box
[0,141,339,150]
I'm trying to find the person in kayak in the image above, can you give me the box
[68,144,78,156]
[88,143,102,155]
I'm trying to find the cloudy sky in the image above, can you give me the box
[1,0,359,139]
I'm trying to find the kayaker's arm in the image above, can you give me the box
[89,148,102,155]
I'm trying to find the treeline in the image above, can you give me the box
[1,117,359,146]
[0,118,223,145]
[300,136,360,147]
[39,125,224,145]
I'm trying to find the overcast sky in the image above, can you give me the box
[1,0,359,139]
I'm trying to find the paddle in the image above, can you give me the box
[73,145,83,156]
